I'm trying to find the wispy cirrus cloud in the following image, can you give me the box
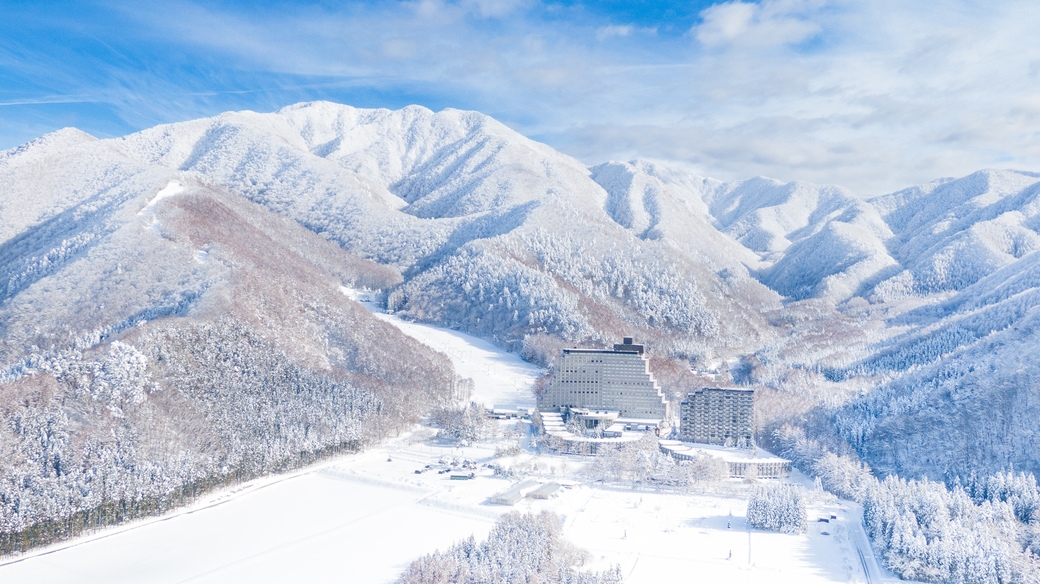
[1,1,1038,194]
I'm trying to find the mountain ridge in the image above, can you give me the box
[3,101,1040,486]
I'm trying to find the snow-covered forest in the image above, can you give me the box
[776,425,1040,582]
[746,484,807,534]
[0,131,459,551]
[398,511,624,584]
[0,314,457,554]
[3,102,1040,580]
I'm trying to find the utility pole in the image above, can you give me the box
[747,518,752,566]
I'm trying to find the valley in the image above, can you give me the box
[2,102,1039,581]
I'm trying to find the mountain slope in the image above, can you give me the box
[109,102,785,361]
[869,170,1040,299]
[67,105,1040,485]
[584,159,1040,483]
[0,137,458,547]
[3,100,1040,533]
[835,247,1040,479]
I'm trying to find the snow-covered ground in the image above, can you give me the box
[0,433,895,584]
[0,445,495,584]
[0,311,900,584]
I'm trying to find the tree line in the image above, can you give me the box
[775,424,1040,583]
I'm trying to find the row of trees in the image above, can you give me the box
[398,511,623,584]
[864,475,1030,583]
[387,243,595,347]
[775,425,1040,583]
[521,230,718,337]
[385,223,731,360]
[429,401,495,443]
[747,484,807,534]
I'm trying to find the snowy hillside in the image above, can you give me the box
[586,160,1040,483]
[3,101,1040,567]
[0,138,460,550]
[108,102,788,359]
[870,169,1040,298]
[837,248,1040,478]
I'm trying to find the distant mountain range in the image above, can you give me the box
[2,101,1039,506]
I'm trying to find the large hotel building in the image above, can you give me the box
[540,337,668,420]
[679,387,754,446]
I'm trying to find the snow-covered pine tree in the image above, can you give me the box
[746,484,807,534]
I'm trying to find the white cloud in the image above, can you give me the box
[462,0,531,18]
[41,0,1040,195]
[596,25,632,41]
[382,39,419,60]
[696,2,756,45]
[695,0,820,48]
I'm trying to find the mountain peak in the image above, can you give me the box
[1,127,97,159]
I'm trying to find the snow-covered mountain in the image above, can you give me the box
[0,123,460,545]
[3,101,1040,541]
[871,169,1040,299]
[837,237,1040,479]
[103,103,791,362]
[596,160,1040,478]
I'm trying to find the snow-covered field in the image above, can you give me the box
[0,435,891,584]
[0,310,898,584]
[0,446,495,584]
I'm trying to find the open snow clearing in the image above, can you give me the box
[0,439,895,583]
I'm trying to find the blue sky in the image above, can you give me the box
[2,0,1039,194]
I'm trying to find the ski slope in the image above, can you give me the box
[348,288,542,410]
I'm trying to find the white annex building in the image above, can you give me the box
[540,337,668,421]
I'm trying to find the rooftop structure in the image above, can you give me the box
[526,482,562,500]
[569,408,620,430]
[679,387,754,447]
[489,480,539,506]
[540,337,668,420]
[659,441,789,479]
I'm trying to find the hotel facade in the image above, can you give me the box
[540,337,668,421]
[679,387,754,446]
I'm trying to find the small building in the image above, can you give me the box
[526,482,561,500]
[679,387,754,446]
[568,408,620,431]
[488,407,534,419]
[536,406,663,455]
[489,480,539,506]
